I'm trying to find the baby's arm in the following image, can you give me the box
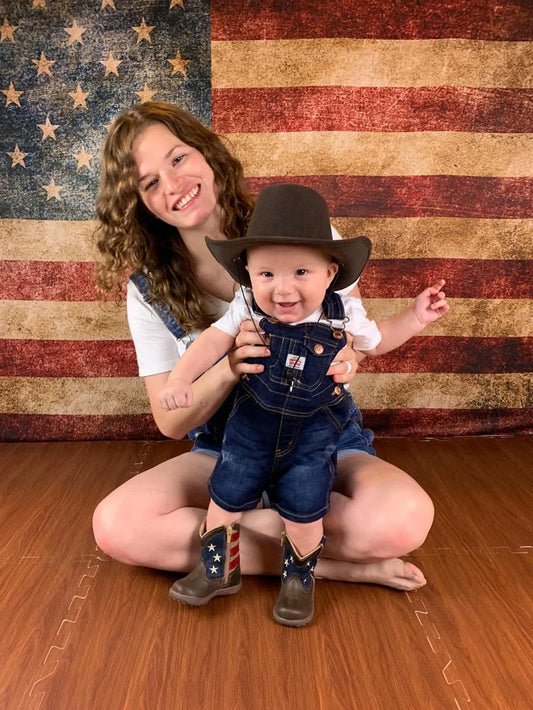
[159,326,235,411]
[361,279,449,357]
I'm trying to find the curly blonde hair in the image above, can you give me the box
[95,101,255,331]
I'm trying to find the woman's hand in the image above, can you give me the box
[327,333,359,383]
[227,319,271,378]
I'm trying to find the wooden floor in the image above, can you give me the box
[1,436,531,710]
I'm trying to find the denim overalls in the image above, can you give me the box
[130,275,375,518]
[208,290,359,523]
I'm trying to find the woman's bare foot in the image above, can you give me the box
[316,557,426,591]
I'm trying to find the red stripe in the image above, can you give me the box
[213,87,533,134]
[360,259,533,299]
[212,0,533,41]
[0,261,97,301]
[0,414,161,442]
[359,338,533,374]
[365,408,532,437]
[2,410,530,442]
[229,557,239,571]
[1,337,529,377]
[246,177,533,219]
[0,340,138,377]
[2,258,529,301]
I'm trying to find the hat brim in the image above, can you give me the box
[205,235,372,291]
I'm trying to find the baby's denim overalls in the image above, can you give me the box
[208,290,360,523]
[130,275,375,521]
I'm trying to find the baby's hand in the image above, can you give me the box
[413,279,449,325]
[159,377,193,411]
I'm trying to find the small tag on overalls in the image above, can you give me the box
[283,353,306,391]
[285,353,306,370]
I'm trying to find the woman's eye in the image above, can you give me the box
[144,178,158,191]
[173,153,184,165]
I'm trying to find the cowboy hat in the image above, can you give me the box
[205,182,371,290]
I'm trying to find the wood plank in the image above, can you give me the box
[0,437,531,709]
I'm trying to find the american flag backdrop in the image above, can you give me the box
[0,0,532,442]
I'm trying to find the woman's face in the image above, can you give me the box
[133,122,219,232]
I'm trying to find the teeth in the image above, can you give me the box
[175,186,199,210]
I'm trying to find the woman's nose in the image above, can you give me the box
[160,169,179,193]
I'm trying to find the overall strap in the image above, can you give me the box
[129,273,187,340]
[322,290,347,331]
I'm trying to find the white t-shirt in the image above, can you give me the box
[126,226,379,377]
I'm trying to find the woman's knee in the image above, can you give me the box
[329,484,434,560]
[92,495,137,564]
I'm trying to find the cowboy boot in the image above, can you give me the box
[273,532,325,627]
[169,519,241,606]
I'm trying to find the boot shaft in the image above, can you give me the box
[200,521,240,583]
[280,533,325,589]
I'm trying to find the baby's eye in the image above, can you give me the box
[260,271,273,278]
[296,269,308,276]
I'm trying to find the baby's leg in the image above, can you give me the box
[206,499,242,530]
[281,518,324,556]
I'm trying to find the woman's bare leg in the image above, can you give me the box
[92,451,433,590]
[93,452,283,573]
[317,452,434,590]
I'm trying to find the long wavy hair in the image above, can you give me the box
[95,101,255,331]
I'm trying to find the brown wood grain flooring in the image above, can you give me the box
[0,437,531,710]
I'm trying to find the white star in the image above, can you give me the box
[132,17,154,44]
[209,565,218,574]
[213,553,221,562]
[168,49,190,77]
[43,179,64,201]
[100,51,121,77]
[284,558,289,567]
[0,18,18,42]
[69,84,89,109]
[65,19,86,46]
[7,144,28,167]
[74,146,93,170]
[282,570,287,578]
[207,543,216,552]
[135,83,156,103]
[38,116,59,140]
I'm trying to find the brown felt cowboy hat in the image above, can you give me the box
[205,182,372,291]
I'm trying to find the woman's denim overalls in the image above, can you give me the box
[208,290,358,523]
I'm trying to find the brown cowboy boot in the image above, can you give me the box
[169,519,241,606]
[273,532,325,627]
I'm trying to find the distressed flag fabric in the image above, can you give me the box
[1,0,532,442]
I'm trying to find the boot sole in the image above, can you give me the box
[273,609,313,627]
[169,582,241,607]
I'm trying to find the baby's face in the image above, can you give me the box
[246,244,338,322]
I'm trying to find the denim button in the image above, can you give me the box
[313,344,324,354]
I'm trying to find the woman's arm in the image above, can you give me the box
[144,320,271,440]
[144,355,238,439]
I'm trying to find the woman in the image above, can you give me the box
[92,101,433,591]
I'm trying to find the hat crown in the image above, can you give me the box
[246,183,332,243]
